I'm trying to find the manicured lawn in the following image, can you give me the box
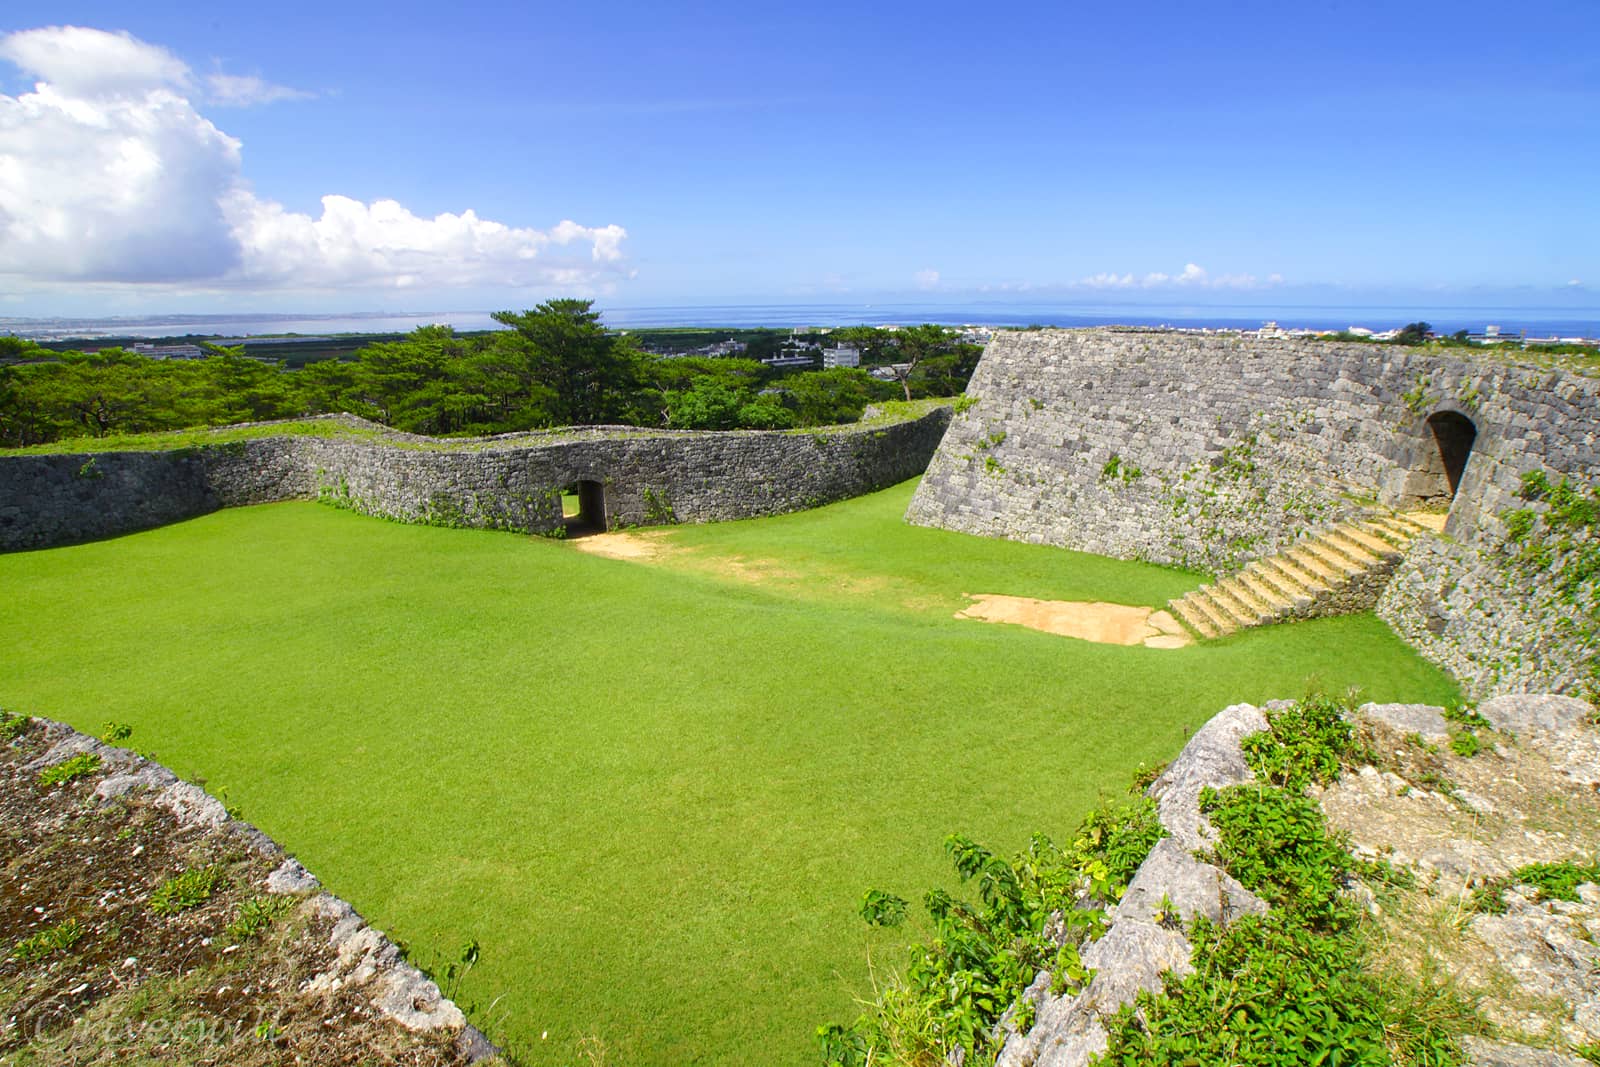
[0,479,1458,1065]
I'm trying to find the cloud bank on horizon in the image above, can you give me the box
[0,26,630,296]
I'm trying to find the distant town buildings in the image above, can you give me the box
[129,342,204,359]
[822,345,860,368]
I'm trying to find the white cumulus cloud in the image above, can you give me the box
[1074,263,1279,291]
[0,26,628,294]
[204,73,315,107]
[914,268,940,289]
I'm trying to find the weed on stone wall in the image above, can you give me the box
[1156,411,1345,574]
[1402,374,1439,416]
[643,487,677,525]
[1099,453,1142,486]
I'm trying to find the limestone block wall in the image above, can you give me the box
[0,408,951,552]
[909,329,1599,697]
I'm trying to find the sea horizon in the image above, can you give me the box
[5,301,1599,343]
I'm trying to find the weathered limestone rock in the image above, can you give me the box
[17,716,495,1059]
[1471,887,1600,1044]
[1461,1036,1596,1067]
[1115,837,1266,927]
[1147,703,1268,854]
[1358,701,1452,746]
[996,701,1269,1067]
[1479,694,1600,787]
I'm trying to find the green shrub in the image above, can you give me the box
[819,796,1165,1066]
[38,752,101,787]
[0,709,30,741]
[1472,859,1600,915]
[150,866,227,915]
[1201,784,1356,930]
[226,895,296,940]
[1098,909,1464,1066]
[9,918,85,963]
[1240,693,1367,792]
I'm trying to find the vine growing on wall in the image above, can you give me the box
[1155,411,1344,575]
[1500,470,1600,702]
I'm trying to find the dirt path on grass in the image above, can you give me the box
[569,530,667,561]
[955,595,1192,648]
[570,536,1196,648]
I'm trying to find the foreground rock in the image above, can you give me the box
[0,714,498,1064]
[996,694,1600,1067]
[996,704,1270,1067]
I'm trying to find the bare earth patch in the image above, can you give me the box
[955,594,1192,648]
[0,716,492,1065]
[569,530,666,561]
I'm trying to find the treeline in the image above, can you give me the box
[0,300,980,448]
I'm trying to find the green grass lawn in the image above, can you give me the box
[0,479,1457,1065]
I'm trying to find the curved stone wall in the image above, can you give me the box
[908,329,1599,697]
[0,407,951,553]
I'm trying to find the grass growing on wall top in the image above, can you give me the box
[0,478,1457,1066]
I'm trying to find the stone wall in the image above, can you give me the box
[0,408,951,553]
[908,329,1600,697]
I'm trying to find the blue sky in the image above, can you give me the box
[1,1,1596,316]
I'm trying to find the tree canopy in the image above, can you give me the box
[0,303,981,449]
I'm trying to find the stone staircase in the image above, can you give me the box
[1168,511,1445,639]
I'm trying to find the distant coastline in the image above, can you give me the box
[5,302,1599,344]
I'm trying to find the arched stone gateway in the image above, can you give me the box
[1427,410,1477,499]
[564,479,608,535]
[1391,409,1479,509]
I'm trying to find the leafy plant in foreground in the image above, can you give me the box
[38,752,101,787]
[1240,692,1368,792]
[819,796,1164,1067]
[226,895,297,940]
[0,709,30,741]
[1099,695,1471,1066]
[149,866,226,915]
[9,918,86,963]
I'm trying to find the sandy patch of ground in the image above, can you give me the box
[569,531,666,561]
[955,595,1192,648]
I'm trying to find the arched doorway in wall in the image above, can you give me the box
[1427,411,1477,499]
[562,479,607,535]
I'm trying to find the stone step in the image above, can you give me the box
[1311,532,1380,569]
[1204,584,1258,627]
[1355,520,1409,548]
[1189,589,1240,635]
[1168,508,1435,641]
[1214,578,1271,623]
[1329,525,1401,558]
[1398,511,1447,534]
[1235,570,1301,617]
[1241,562,1313,610]
[1168,595,1220,639]
[1259,555,1330,597]
[1289,543,1358,579]
[1366,515,1424,541]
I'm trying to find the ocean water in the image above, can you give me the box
[4,302,1597,342]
